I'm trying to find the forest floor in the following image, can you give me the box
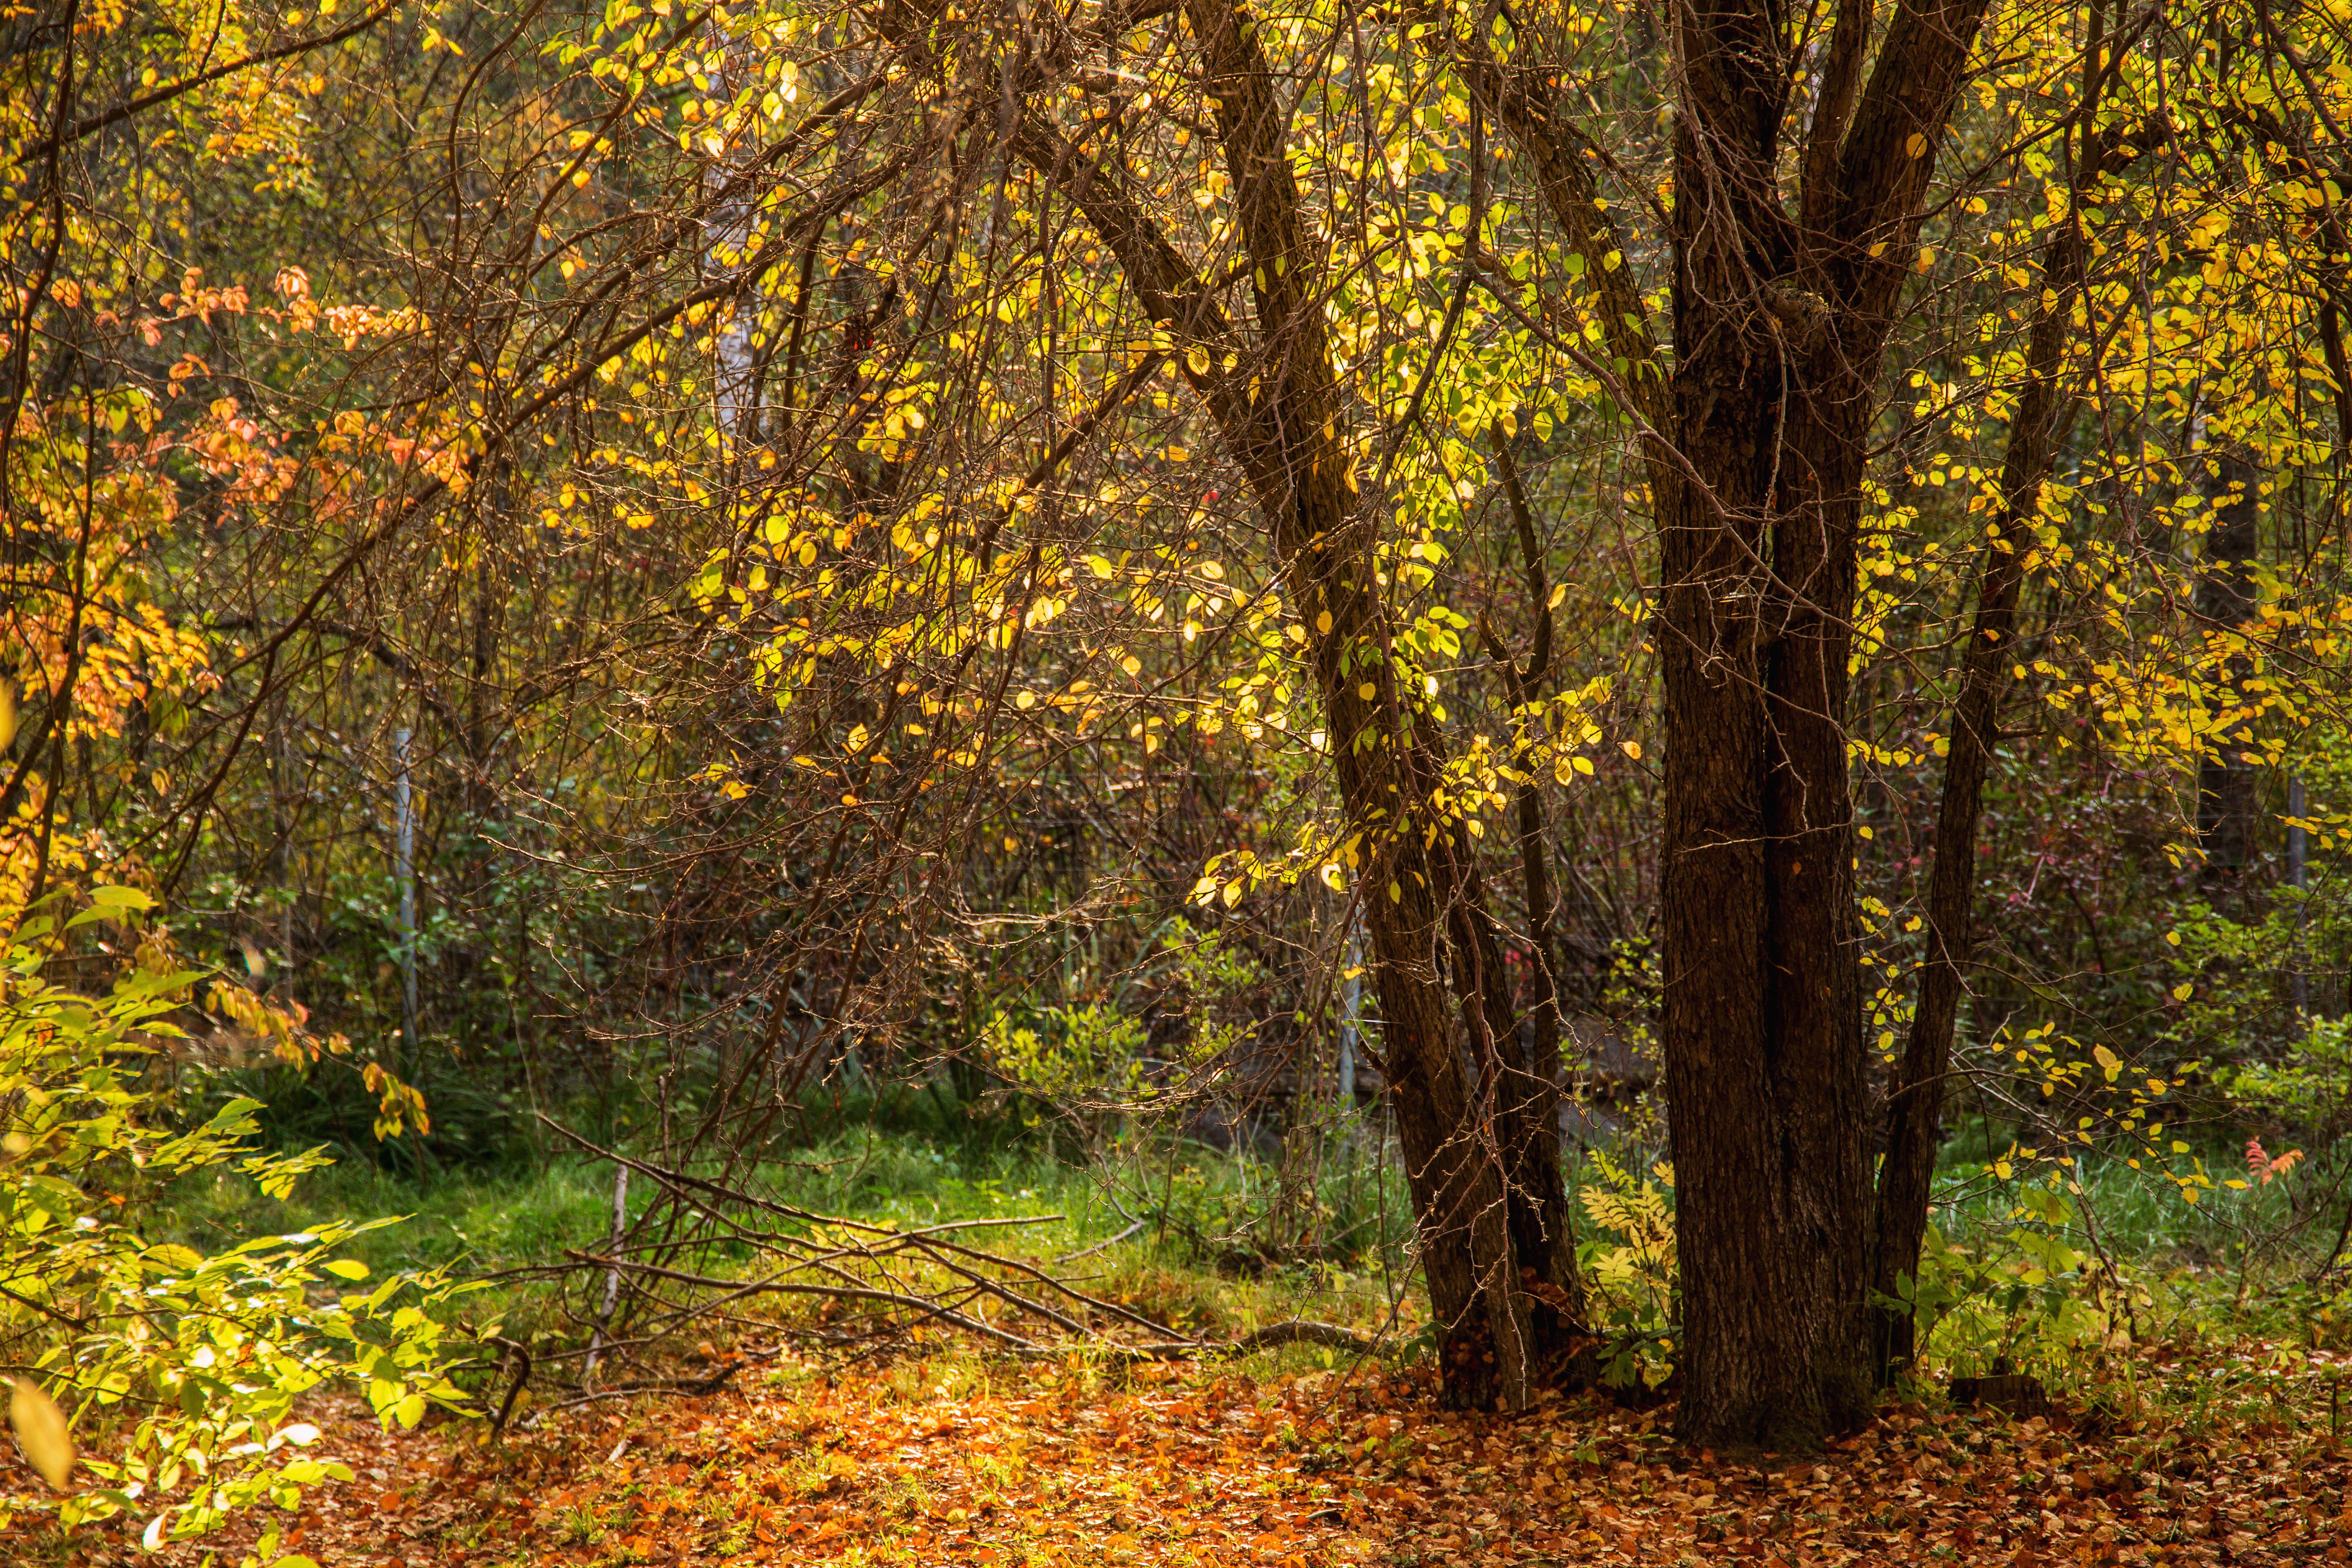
[36,1335,2351,1568]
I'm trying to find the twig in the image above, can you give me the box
[1052,1220,1146,1264]
[488,1336,533,1439]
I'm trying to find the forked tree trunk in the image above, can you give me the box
[1455,0,1996,1445]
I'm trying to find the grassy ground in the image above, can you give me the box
[134,1069,2352,1421]
[146,1092,1420,1369]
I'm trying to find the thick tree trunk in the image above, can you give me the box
[1657,292,1878,1447]
[1624,0,1993,1447]
[1451,0,2003,1442]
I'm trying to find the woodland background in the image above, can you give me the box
[3,0,2352,1556]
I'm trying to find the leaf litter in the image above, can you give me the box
[20,1339,2352,1568]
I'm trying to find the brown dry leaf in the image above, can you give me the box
[17,1340,2352,1568]
[8,1377,73,1490]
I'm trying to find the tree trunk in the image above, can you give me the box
[1869,11,2136,1377]
[1430,0,2004,1448]
[975,0,1591,1408]
[1658,313,1877,1451]
[1458,0,1996,1446]
[1870,237,2078,1382]
[2194,443,2262,894]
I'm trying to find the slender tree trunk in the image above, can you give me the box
[1866,8,2148,1382]
[1482,427,1593,1379]
[1870,238,2079,1381]
[2195,443,2262,894]
[971,0,1591,1408]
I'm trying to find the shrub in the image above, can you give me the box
[0,888,473,1564]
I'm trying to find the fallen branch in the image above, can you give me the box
[527,1118,1390,1392]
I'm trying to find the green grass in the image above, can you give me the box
[142,1080,2350,1399]
[148,1153,619,1279]
[147,1091,1416,1357]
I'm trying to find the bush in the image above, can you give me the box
[0,888,473,1564]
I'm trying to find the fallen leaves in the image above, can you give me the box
[13,1340,2351,1568]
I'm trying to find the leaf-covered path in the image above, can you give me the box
[95,1344,2352,1568]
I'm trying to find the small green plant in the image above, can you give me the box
[1575,1151,1676,1390]
[982,1002,1150,1116]
[0,888,474,1562]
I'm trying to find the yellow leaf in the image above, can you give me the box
[2093,1044,2122,1082]
[1905,133,1929,158]
[1186,345,1211,376]
[1358,683,1377,701]
[1620,740,1641,761]
[846,724,871,752]
[10,1378,73,1489]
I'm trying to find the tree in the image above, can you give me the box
[1426,0,1999,1441]
[70,0,2352,1449]
[978,0,1595,1409]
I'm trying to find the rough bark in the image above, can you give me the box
[1459,0,1994,1446]
[1443,12,1869,1434]
[1666,0,1992,1448]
